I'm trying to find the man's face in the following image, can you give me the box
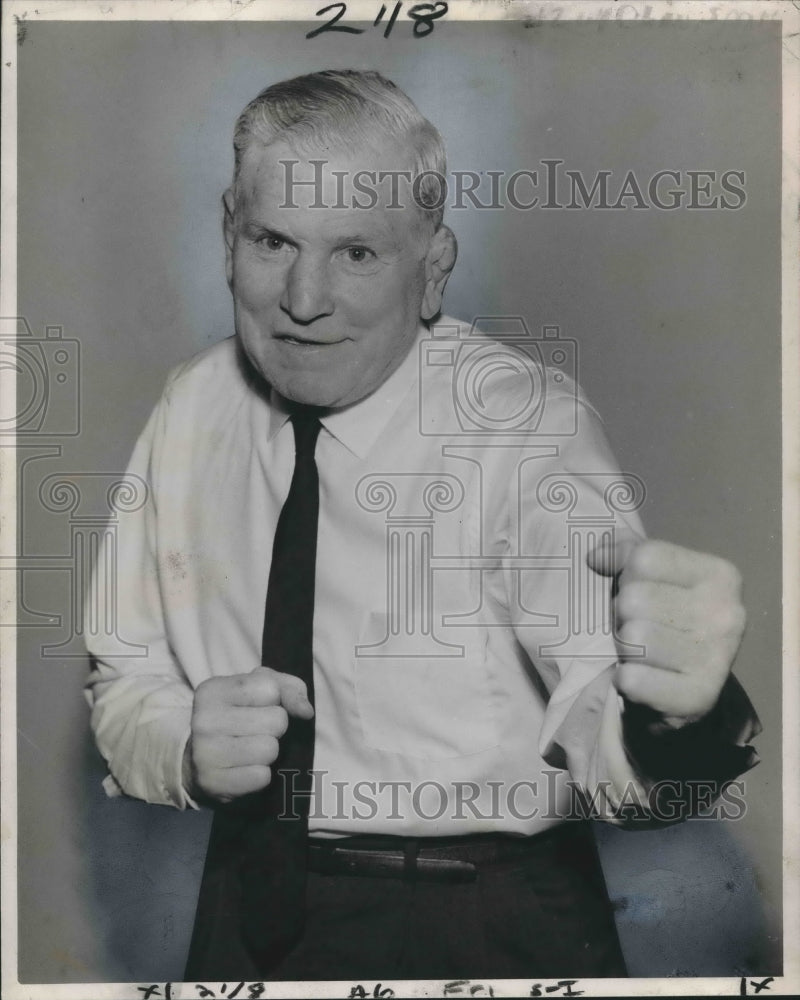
[225,139,439,408]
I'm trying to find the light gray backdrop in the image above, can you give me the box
[15,17,781,982]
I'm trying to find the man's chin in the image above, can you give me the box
[282,387,339,408]
[239,347,342,407]
[242,343,393,408]
[277,378,385,411]
[270,373,351,409]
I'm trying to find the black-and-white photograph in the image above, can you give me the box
[1,2,796,997]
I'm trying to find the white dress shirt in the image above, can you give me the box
[86,317,651,836]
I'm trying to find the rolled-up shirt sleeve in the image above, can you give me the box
[84,386,199,811]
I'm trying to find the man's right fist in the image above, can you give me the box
[184,666,314,804]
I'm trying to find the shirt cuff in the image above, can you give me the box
[175,725,201,811]
[621,673,761,788]
[102,711,200,811]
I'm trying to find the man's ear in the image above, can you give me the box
[222,187,237,289]
[421,225,457,321]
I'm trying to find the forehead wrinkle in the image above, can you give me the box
[241,136,421,202]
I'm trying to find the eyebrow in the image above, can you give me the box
[242,222,292,242]
[332,233,394,250]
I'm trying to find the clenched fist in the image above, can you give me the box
[184,666,314,804]
[588,537,746,730]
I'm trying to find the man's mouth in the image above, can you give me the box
[275,333,344,347]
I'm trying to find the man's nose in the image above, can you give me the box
[280,252,334,324]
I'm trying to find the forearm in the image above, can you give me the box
[84,388,204,809]
[87,660,198,809]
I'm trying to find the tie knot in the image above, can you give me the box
[290,409,322,458]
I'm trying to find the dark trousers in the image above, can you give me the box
[185,820,627,982]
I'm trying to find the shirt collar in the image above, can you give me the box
[266,325,424,460]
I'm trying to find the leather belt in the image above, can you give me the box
[306,826,574,884]
[308,843,477,883]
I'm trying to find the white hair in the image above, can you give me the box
[232,69,447,231]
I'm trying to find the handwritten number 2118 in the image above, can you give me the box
[307,2,449,40]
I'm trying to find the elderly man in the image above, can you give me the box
[86,69,759,982]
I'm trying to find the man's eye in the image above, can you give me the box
[346,246,373,263]
[253,232,288,251]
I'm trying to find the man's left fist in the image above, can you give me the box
[587,537,746,730]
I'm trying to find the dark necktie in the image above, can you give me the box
[239,407,322,970]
